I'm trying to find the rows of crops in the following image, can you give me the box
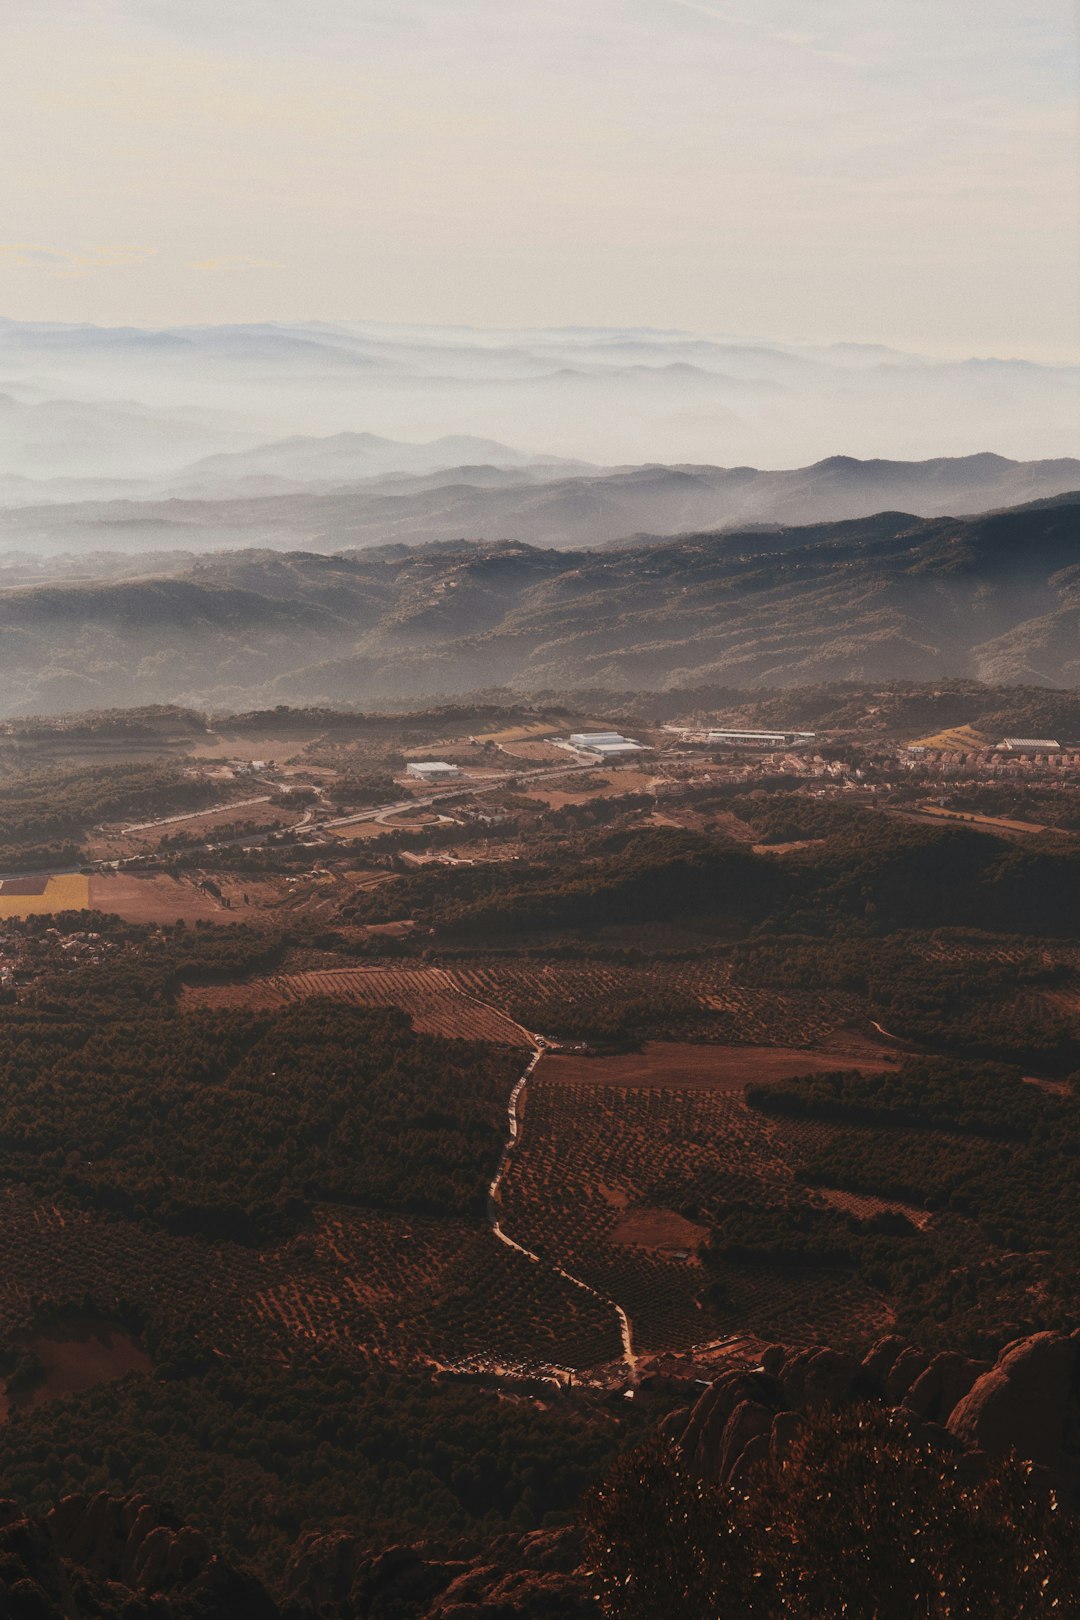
[496,1075,893,1354]
[184,966,529,1045]
[0,1190,619,1378]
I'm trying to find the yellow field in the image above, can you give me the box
[908,724,992,751]
[0,874,90,917]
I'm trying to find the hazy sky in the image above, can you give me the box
[2,0,1077,357]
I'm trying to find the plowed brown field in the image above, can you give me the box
[539,1042,897,1089]
[88,872,240,923]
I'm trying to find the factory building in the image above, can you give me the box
[997,738,1062,754]
[568,731,647,756]
[405,761,463,782]
[707,729,816,749]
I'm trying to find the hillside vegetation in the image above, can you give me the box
[0,492,1077,714]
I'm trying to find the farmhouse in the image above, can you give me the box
[406,761,462,782]
[568,731,647,756]
[707,729,816,749]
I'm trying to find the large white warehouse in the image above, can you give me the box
[569,731,647,756]
[406,761,462,782]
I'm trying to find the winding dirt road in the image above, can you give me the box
[487,1039,638,1384]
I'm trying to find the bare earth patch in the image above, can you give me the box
[88,872,242,923]
[539,1042,897,1090]
[611,1207,709,1254]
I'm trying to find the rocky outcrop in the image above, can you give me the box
[946,1331,1080,1484]
[0,1493,279,1619]
[664,1331,1080,1496]
[281,1524,597,1619]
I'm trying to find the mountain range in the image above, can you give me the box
[1,318,1076,476]
[2,451,1078,557]
[1,490,1077,716]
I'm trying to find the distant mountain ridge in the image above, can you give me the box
[0,490,1077,715]
[0,317,1075,475]
[1,450,1077,555]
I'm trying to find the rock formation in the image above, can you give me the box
[662,1330,1080,1498]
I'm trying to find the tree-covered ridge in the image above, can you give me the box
[739,1057,1080,1349]
[0,494,1078,713]
[585,1406,1077,1619]
[0,760,235,866]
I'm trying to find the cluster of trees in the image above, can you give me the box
[585,1406,1078,1618]
[344,829,777,939]
[0,1001,518,1241]
[747,1057,1047,1140]
[0,761,226,852]
[0,704,207,741]
[939,782,1080,832]
[0,1357,652,1590]
[733,930,1080,1072]
[325,770,400,811]
[741,1057,1080,1348]
[340,807,1080,953]
[0,837,82,873]
[22,916,284,1015]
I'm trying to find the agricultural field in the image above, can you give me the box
[181,964,531,1044]
[475,722,561,745]
[907,723,992,751]
[87,871,241,923]
[452,961,871,1049]
[0,1189,620,1398]
[495,1052,895,1357]
[0,873,89,917]
[538,1042,897,1090]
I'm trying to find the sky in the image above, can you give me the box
[1,0,1077,358]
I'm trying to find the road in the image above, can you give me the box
[322,758,601,831]
[119,795,274,834]
[487,1039,639,1387]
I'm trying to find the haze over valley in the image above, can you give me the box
[4,2,1080,1615]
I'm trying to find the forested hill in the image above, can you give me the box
[0,491,1078,714]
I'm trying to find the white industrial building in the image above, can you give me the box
[406,761,462,782]
[997,738,1061,754]
[707,729,816,749]
[568,731,647,756]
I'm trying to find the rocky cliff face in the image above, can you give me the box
[661,1330,1080,1497]
[0,1491,278,1618]
[0,1495,598,1620]
[281,1524,597,1619]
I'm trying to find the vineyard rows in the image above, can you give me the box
[0,1190,619,1379]
[496,1075,893,1355]
[452,963,863,1047]
[452,961,734,1004]
[184,966,529,1046]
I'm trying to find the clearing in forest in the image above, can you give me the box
[539,1042,897,1090]
[88,872,241,923]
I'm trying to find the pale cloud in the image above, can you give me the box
[191,256,280,270]
[0,243,155,278]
